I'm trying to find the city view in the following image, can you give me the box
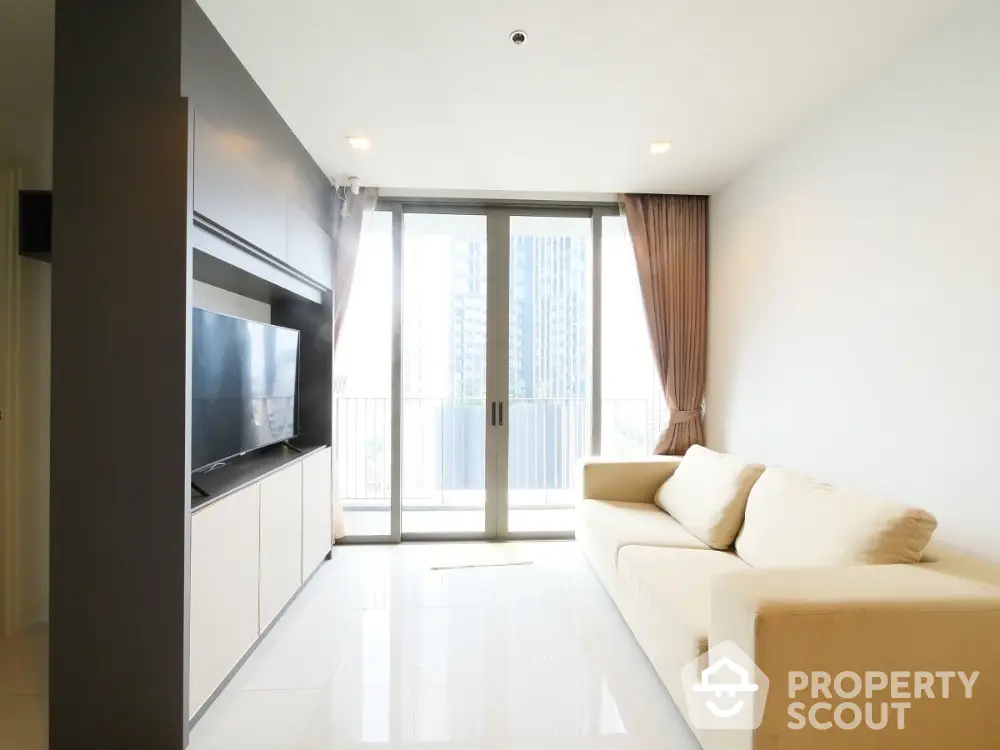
[334,212,666,533]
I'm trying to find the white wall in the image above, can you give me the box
[0,167,50,633]
[193,281,271,323]
[0,0,54,631]
[707,0,1000,561]
[15,253,50,627]
[0,0,54,190]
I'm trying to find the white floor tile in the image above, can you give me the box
[0,627,47,697]
[240,596,356,691]
[0,542,700,750]
[289,542,698,750]
[0,695,47,750]
[188,689,324,750]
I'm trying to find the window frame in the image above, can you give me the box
[336,199,668,544]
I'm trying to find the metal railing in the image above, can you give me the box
[334,396,667,509]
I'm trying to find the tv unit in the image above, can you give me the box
[191,307,300,472]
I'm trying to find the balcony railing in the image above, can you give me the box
[334,396,668,509]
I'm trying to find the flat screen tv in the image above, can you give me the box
[191,307,300,472]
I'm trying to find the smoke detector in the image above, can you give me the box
[509,30,527,46]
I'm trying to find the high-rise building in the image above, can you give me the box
[420,230,590,494]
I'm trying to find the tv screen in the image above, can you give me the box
[191,308,300,472]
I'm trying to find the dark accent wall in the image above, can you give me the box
[50,1,192,748]
[51,1,335,748]
[181,0,329,225]
[272,294,334,448]
[181,0,335,452]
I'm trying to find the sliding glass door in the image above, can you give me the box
[337,203,656,542]
[401,213,489,536]
[504,216,593,534]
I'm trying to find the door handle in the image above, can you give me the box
[491,401,497,427]
[498,401,504,427]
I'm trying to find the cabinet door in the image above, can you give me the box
[190,485,261,718]
[259,462,304,630]
[287,200,333,288]
[301,448,333,578]
[193,114,288,262]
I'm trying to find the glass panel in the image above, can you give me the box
[401,213,488,535]
[600,214,668,457]
[507,216,592,534]
[335,210,393,536]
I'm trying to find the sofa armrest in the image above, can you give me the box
[579,456,681,504]
[708,565,1000,749]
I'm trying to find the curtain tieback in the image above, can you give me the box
[672,409,702,423]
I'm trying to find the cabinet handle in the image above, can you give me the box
[491,401,496,427]
[498,401,504,427]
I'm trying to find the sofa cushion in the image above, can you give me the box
[576,498,709,574]
[617,546,750,662]
[735,467,938,568]
[653,445,765,549]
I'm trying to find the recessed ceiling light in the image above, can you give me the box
[649,142,672,154]
[347,136,370,151]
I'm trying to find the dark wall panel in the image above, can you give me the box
[191,112,288,262]
[52,3,336,745]
[181,0,335,464]
[272,294,334,449]
[50,1,192,748]
[181,0,332,232]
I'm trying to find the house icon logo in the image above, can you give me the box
[681,641,770,731]
[692,657,759,717]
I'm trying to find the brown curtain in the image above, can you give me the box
[333,186,378,346]
[619,194,707,455]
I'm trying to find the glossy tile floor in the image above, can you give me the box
[0,625,47,749]
[191,541,698,750]
[0,542,699,749]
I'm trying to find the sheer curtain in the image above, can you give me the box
[332,187,378,538]
[333,187,379,344]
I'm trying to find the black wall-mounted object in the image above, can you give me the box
[18,189,53,262]
[191,307,301,472]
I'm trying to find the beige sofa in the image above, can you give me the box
[577,449,1000,750]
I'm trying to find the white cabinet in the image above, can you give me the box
[301,447,333,578]
[258,461,304,630]
[189,448,334,720]
[189,484,261,718]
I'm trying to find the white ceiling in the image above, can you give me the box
[197,0,961,195]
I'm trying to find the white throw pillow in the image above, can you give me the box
[735,467,938,568]
[653,445,765,549]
